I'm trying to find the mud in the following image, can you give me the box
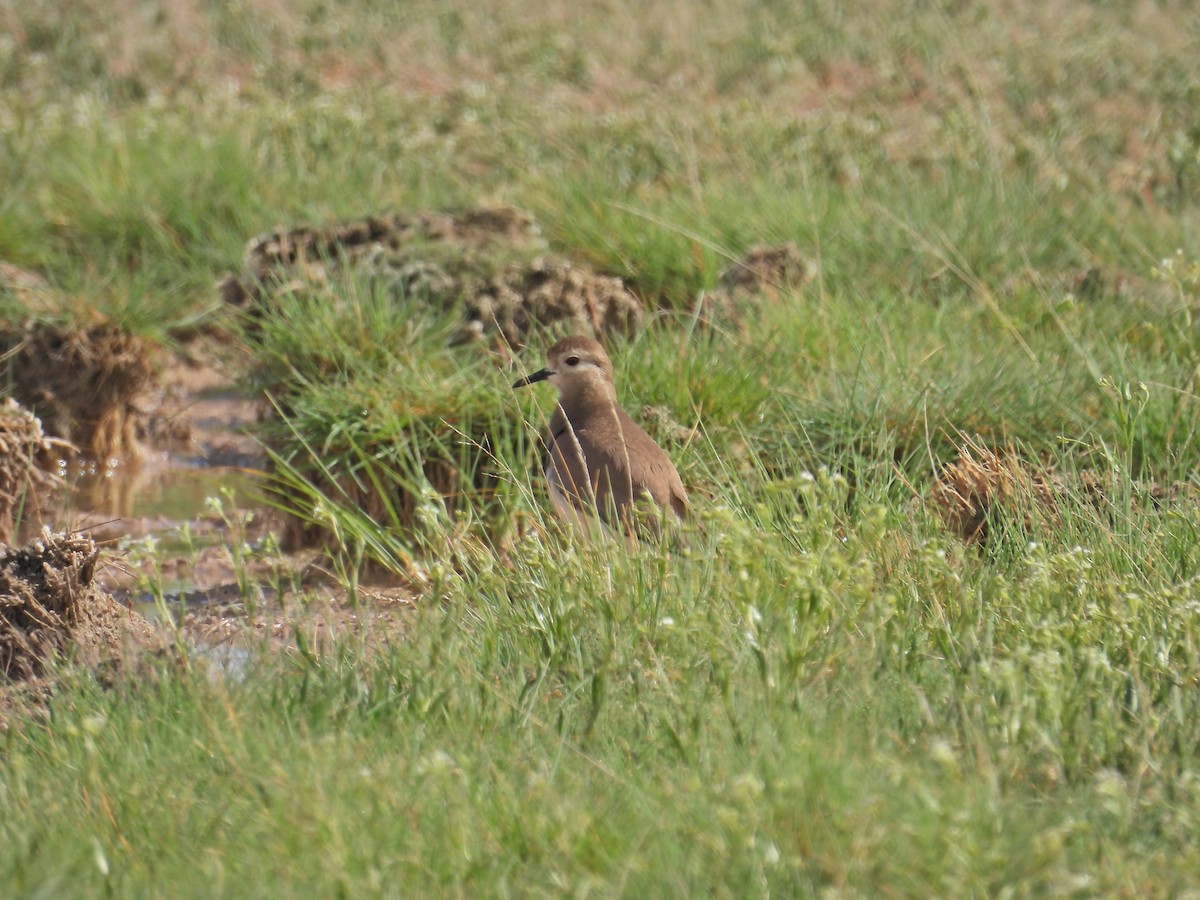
[179,584,417,676]
[136,346,263,468]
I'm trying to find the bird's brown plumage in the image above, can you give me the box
[514,336,687,535]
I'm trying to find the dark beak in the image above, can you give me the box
[512,368,552,389]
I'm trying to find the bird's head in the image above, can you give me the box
[512,335,616,400]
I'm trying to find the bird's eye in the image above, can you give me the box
[565,356,580,367]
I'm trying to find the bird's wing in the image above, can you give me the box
[548,404,687,532]
[546,410,604,515]
[611,409,687,520]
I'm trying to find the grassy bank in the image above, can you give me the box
[3,0,1200,895]
[6,479,1200,894]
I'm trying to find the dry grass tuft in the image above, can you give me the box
[929,442,1058,544]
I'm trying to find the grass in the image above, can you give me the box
[6,476,1200,894]
[3,0,1200,895]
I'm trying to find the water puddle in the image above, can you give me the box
[121,579,266,623]
[122,582,264,682]
[130,466,253,518]
[63,459,261,522]
[41,440,280,660]
[1,350,401,682]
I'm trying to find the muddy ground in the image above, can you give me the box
[15,339,421,686]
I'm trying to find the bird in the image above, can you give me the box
[512,335,687,537]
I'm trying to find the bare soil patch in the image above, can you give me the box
[137,344,264,467]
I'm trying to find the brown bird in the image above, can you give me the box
[513,335,687,536]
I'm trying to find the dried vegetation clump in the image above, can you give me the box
[221,207,646,346]
[716,244,813,298]
[928,444,1058,544]
[0,531,156,683]
[220,206,544,311]
[0,321,157,465]
[0,400,64,543]
[1000,265,1145,306]
[704,244,814,326]
[927,442,1197,544]
[463,257,643,347]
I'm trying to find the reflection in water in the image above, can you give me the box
[131,590,254,682]
[57,461,262,524]
[15,434,285,682]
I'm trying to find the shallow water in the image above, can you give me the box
[66,459,262,524]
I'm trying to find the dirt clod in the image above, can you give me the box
[716,244,813,297]
[222,206,544,315]
[0,321,157,465]
[222,208,648,346]
[0,531,156,682]
[462,257,643,346]
[245,207,541,276]
[705,243,814,326]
